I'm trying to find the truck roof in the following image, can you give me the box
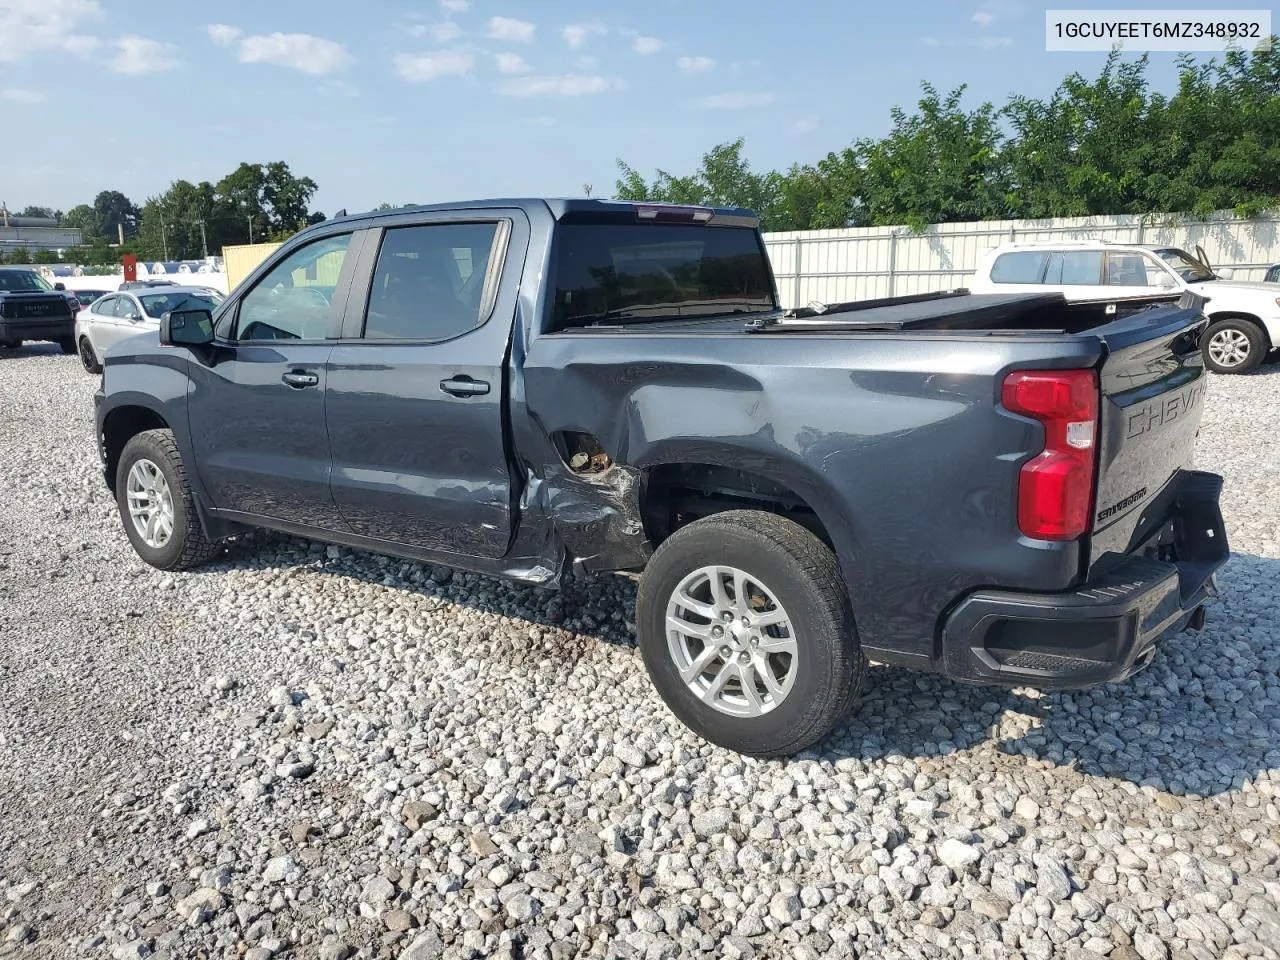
[321,198,761,229]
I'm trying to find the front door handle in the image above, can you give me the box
[440,376,490,397]
[282,370,320,389]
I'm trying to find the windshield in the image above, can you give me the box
[551,223,776,330]
[0,270,54,293]
[139,292,221,318]
[1153,248,1215,283]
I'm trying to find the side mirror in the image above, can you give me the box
[54,282,66,290]
[1215,267,1234,280]
[159,308,215,348]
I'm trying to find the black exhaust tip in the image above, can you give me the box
[1188,605,1207,631]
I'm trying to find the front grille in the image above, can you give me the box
[0,298,71,321]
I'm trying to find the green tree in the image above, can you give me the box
[92,190,139,241]
[262,161,318,233]
[616,138,801,229]
[18,205,60,220]
[62,204,98,238]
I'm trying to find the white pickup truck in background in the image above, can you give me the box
[971,241,1280,374]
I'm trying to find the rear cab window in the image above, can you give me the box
[549,222,776,331]
[362,222,503,341]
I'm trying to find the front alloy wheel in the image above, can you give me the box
[126,458,175,549]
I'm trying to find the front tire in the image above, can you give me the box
[636,510,863,757]
[1202,319,1266,374]
[78,337,102,374]
[115,429,219,571]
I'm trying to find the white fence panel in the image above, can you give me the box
[763,211,1280,309]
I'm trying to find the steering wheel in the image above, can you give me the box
[299,287,330,307]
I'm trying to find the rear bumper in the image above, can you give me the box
[941,470,1228,689]
[0,318,74,342]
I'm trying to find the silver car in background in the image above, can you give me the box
[75,286,224,374]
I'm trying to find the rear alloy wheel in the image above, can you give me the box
[1203,319,1265,374]
[636,510,864,757]
[78,337,102,374]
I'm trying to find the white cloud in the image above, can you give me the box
[111,35,180,75]
[793,116,818,133]
[206,23,241,46]
[981,35,1014,48]
[410,20,464,42]
[236,32,352,74]
[632,35,664,55]
[698,91,776,110]
[1,87,47,102]
[487,16,535,43]
[972,11,995,27]
[677,55,714,74]
[440,0,469,10]
[561,21,606,49]
[394,49,475,82]
[494,52,531,74]
[0,0,102,63]
[576,55,598,70]
[499,74,618,97]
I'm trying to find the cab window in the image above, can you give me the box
[235,234,352,341]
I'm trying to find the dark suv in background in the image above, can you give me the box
[0,267,77,352]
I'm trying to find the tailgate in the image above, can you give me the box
[1089,293,1210,567]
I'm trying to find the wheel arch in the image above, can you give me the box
[1206,311,1272,349]
[101,404,170,493]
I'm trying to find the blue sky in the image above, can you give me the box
[1,0,1211,216]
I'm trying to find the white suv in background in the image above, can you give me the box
[971,242,1280,374]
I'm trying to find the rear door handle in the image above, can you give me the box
[440,376,490,397]
[282,370,320,389]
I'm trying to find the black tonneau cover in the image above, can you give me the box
[743,289,1192,334]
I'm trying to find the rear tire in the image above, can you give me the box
[78,337,102,374]
[1202,319,1266,374]
[0,339,21,350]
[636,510,863,757]
[57,337,76,355]
[116,429,220,571]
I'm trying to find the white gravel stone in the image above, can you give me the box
[2,347,1279,958]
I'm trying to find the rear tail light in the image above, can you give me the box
[1002,369,1099,540]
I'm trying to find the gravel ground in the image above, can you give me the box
[1,343,1278,960]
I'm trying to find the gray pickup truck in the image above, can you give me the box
[93,199,1228,755]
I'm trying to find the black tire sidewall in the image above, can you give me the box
[638,521,855,755]
[115,433,194,570]
[1202,320,1265,375]
[79,338,101,373]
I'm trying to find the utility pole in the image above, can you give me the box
[248,216,254,244]
[197,220,208,259]
[158,207,169,261]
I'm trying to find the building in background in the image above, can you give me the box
[0,208,83,256]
